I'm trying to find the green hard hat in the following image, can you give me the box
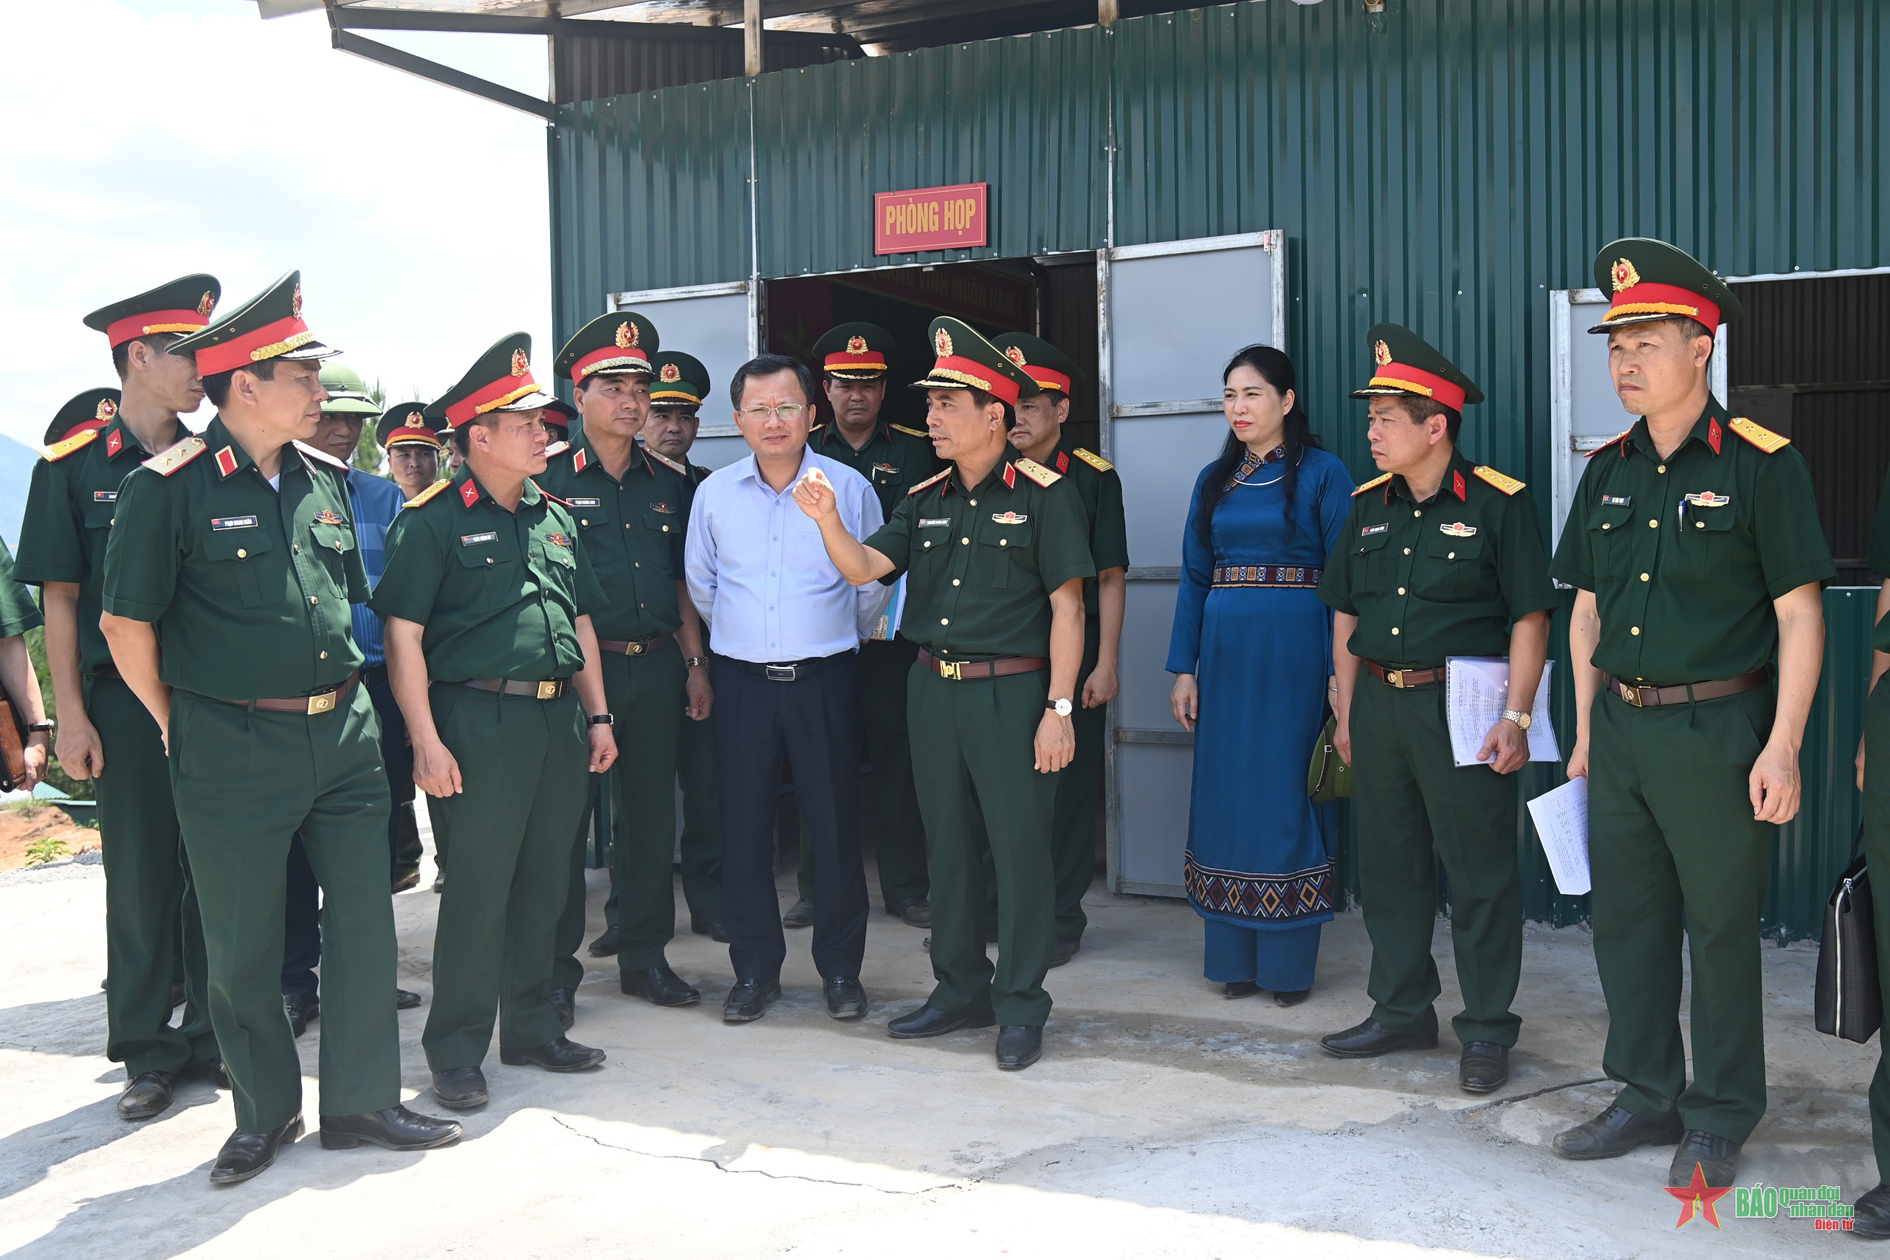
[319,361,380,416]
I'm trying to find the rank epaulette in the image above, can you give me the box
[1013,457,1060,488]
[1729,416,1790,453]
[404,479,451,509]
[293,439,350,471]
[808,424,827,436]
[891,423,930,440]
[1586,429,1632,459]
[646,448,688,476]
[40,427,100,462]
[1352,472,1392,497]
[1073,447,1113,473]
[907,468,951,496]
[1472,465,1526,496]
[544,440,571,459]
[143,435,206,476]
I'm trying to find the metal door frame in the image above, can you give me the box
[605,279,762,438]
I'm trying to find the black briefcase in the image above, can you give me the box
[1816,830,1881,1044]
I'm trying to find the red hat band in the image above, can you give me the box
[444,370,544,427]
[1024,366,1072,395]
[825,350,888,374]
[190,316,314,376]
[1604,281,1721,330]
[104,309,212,347]
[927,355,1020,408]
[1369,361,1467,412]
[570,346,650,383]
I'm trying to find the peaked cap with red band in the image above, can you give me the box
[167,270,337,376]
[429,332,555,430]
[1350,323,1483,412]
[911,316,1034,410]
[991,332,1080,398]
[812,322,893,381]
[42,387,124,447]
[541,398,578,438]
[84,274,220,349]
[375,402,446,451]
[1588,237,1743,334]
[555,311,659,384]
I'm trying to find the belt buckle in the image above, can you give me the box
[938,660,964,681]
[765,664,797,683]
[1385,669,1405,689]
[624,639,647,656]
[1621,684,1644,708]
[536,680,560,700]
[306,689,337,716]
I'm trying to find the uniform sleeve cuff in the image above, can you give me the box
[1545,562,1593,592]
[10,564,84,586]
[1042,564,1097,594]
[100,596,165,623]
[1765,560,1837,601]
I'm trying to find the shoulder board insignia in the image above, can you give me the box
[293,440,349,470]
[143,435,207,477]
[1586,429,1633,459]
[543,440,571,459]
[1729,416,1790,453]
[891,424,930,440]
[1352,472,1392,497]
[1472,465,1525,496]
[40,428,100,462]
[907,468,952,496]
[808,423,827,436]
[646,448,688,476]
[1013,457,1060,488]
[403,479,451,509]
[1073,447,1113,473]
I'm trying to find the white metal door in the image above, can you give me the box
[605,280,760,472]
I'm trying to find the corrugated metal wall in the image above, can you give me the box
[553,33,856,105]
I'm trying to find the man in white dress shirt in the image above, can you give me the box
[684,354,890,1024]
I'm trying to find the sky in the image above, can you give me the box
[0,0,553,446]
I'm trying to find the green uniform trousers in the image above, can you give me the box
[909,665,1058,1027]
[92,674,217,1077]
[677,693,724,926]
[426,685,588,1070]
[1862,676,1890,1180]
[169,684,399,1133]
[1589,683,1776,1143]
[1349,674,1524,1047]
[1050,622,1104,943]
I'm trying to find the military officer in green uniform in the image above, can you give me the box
[1549,239,1833,1189]
[0,538,52,786]
[18,277,226,1124]
[377,403,447,501]
[100,272,460,1184]
[375,332,619,1110]
[796,317,1094,1071]
[993,333,1127,965]
[1850,469,1890,1237]
[539,312,712,1014]
[1316,325,1557,1094]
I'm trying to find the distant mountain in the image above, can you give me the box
[0,435,38,550]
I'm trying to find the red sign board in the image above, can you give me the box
[874,183,989,255]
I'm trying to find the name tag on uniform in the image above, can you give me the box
[211,515,258,531]
[1439,522,1478,538]
[919,518,951,529]
[93,490,118,503]
[1602,495,1631,507]
[1360,523,1388,537]
[460,531,499,546]
[1685,492,1730,508]
[567,497,601,508]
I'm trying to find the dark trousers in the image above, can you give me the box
[715,653,868,983]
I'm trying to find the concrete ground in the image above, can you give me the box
[0,836,1877,1259]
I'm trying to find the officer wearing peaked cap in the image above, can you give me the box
[98,271,461,1182]
[17,275,223,1128]
[377,402,447,502]
[1549,240,1833,1189]
[1317,324,1557,1094]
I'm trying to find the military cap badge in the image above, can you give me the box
[198,291,216,318]
[847,335,867,353]
[935,326,953,357]
[615,321,639,349]
[97,397,118,421]
[403,414,427,430]
[1004,345,1028,368]
[1373,340,1392,368]
[510,349,529,377]
[1611,258,1643,292]
[659,362,682,383]
[291,284,303,319]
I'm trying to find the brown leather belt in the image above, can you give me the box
[1605,664,1774,709]
[455,677,569,700]
[917,647,1049,681]
[597,633,673,656]
[213,671,359,716]
[1366,661,1445,689]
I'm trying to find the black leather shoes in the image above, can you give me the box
[118,1070,177,1121]
[1049,937,1080,968]
[1552,1104,1684,1160]
[396,988,423,1011]
[887,1004,997,1039]
[824,976,867,1020]
[620,965,701,1007]
[1459,1042,1509,1093]
[284,992,320,1039]
[888,898,932,928]
[724,978,782,1023]
[1669,1130,1741,1188]
[392,868,421,894]
[431,1066,489,1110]
[186,1056,230,1090]
[432,869,445,893]
[996,1025,1043,1070]
[1274,988,1311,1007]
[1853,1185,1890,1239]
[691,917,731,943]
[209,1113,302,1185]
[782,896,816,929]
[549,987,576,1030]
[320,1105,463,1151]
[1222,981,1261,999]
[1320,1018,1438,1058]
[501,1037,606,1072]
[587,926,619,957]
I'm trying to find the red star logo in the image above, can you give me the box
[1666,1163,1732,1229]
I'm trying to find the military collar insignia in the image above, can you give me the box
[1706,415,1723,455]
[214,446,240,478]
[105,427,124,458]
[459,479,481,509]
[1439,521,1478,537]
[1055,450,1070,473]
[572,447,590,475]
[1451,469,1468,501]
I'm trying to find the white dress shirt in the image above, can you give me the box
[684,448,890,664]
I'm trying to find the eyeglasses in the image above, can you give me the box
[740,404,807,423]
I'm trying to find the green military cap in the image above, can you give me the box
[1590,237,1744,333]
[991,333,1079,398]
[430,332,555,430]
[319,362,380,416]
[812,322,894,380]
[554,311,659,384]
[913,316,1034,408]
[83,273,220,347]
[42,387,123,447]
[650,351,710,407]
[541,398,578,438]
[168,270,337,375]
[376,402,445,451]
[1351,323,1483,410]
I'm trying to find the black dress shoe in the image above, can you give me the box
[320,1105,463,1151]
[1853,1185,1890,1239]
[500,1036,606,1072]
[186,1056,230,1090]
[690,917,732,943]
[284,993,320,1039]
[396,988,423,1011]
[431,1066,489,1110]
[549,987,575,1031]
[724,978,782,1023]
[1669,1130,1741,1188]
[1222,981,1261,999]
[431,870,445,893]
[620,965,701,1007]
[1319,1017,1438,1059]
[887,1003,996,1039]
[1049,937,1079,968]
[889,898,932,928]
[1274,988,1311,1007]
[824,976,867,1020]
[391,868,421,894]
[118,1070,177,1121]
[996,1025,1043,1070]
[1551,1103,1684,1160]
[1459,1041,1509,1093]
[209,1113,302,1185]
[782,896,815,929]
[587,926,619,957]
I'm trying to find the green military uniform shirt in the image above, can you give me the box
[0,541,45,638]
[1549,402,1835,682]
[1320,449,1558,667]
[16,416,181,672]
[1868,465,1890,649]
[811,421,943,520]
[533,435,691,642]
[101,416,368,699]
[865,448,1095,657]
[1049,436,1130,615]
[371,465,605,682]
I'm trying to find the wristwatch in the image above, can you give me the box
[25,721,53,734]
[589,713,616,727]
[1501,709,1532,730]
[1046,698,1073,718]
[685,656,708,669]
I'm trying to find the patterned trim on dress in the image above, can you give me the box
[1211,564,1321,589]
[1222,444,1287,491]
[1184,851,1336,923]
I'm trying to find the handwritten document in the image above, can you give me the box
[1526,777,1591,896]
[1444,657,1560,768]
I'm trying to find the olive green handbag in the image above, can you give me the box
[1307,713,1354,803]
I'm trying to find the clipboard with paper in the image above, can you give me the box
[1443,657,1560,768]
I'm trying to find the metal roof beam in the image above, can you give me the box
[331,28,556,119]
[329,4,857,50]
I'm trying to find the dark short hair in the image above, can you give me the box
[965,387,1016,432]
[112,333,178,381]
[202,357,277,408]
[1393,394,1463,444]
[449,414,501,456]
[729,354,816,411]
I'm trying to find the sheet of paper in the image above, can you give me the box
[1526,777,1591,897]
[1444,657,1560,768]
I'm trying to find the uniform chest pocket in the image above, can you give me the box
[454,542,518,610]
[82,495,120,533]
[1682,495,1739,576]
[975,521,1033,588]
[1421,531,1486,597]
[642,508,681,539]
[308,522,356,556]
[910,521,955,585]
[1588,502,1635,567]
[203,527,275,608]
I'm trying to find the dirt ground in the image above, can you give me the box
[0,802,95,872]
